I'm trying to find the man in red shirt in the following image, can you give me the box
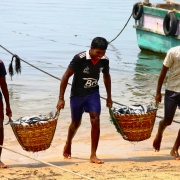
[0,60,12,168]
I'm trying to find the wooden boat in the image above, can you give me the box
[133,0,180,54]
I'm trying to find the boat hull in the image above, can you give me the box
[135,26,180,54]
[133,4,180,54]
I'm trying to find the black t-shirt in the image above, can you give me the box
[0,60,7,99]
[68,50,109,96]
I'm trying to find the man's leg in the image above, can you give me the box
[63,95,83,158]
[153,90,178,151]
[63,119,81,158]
[0,119,7,168]
[0,119,4,159]
[170,129,180,160]
[0,99,7,168]
[89,112,103,164]
[153,119,169,151]
[84,92,103,164]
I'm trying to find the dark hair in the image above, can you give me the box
[91,37,108,50]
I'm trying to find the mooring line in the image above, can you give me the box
[0,44,128,107]
[0,45,71,85]
[1,44,180,124]
[108,13,132,44]
[0,145,94,180]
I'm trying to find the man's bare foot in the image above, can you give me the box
[90,156,104,164]
[0,161,8,168]
[153,135,162,152]
[170,149,180,160]
[63,142,71,159]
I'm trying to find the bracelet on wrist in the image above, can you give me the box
[59,95,64,100]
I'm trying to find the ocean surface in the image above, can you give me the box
[1,0,179,159]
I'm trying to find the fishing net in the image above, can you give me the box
[109,104,157,142]
[8,111,60,152]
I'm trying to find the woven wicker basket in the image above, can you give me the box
[10,112,59,152]
[109,108,157,142]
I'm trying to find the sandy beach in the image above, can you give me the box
[1,106,180,180]
[1,152,180,180]
[1,0,180,179]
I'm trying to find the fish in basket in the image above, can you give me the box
[109,104,157,142]
[7,111,60,152]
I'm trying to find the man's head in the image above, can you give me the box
[90,37,108,62]
[91,37,108,50]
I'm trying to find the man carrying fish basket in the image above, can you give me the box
[56,37,112,164]
[153,46,180,160]
[0,60,12,168]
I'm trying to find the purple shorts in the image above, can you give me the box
[70,91,101,121]
[164,89,180,123]
[0,99,4,120]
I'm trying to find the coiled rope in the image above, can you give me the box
[0,145,94,180]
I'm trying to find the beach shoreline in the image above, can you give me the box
[1,110,180,180]
[1,143,180,180]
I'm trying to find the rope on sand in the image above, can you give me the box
[0,145,94,180]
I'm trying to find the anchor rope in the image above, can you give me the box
[108,13,132,44]
[0,145,94,180]
[0,44,180,124]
